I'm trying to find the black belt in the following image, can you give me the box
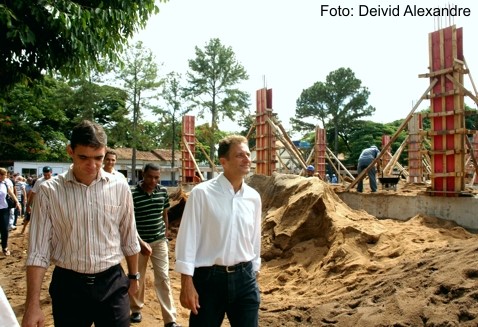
[54,264,121,285]
[197,261,252,274]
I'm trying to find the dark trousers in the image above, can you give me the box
[357,160,378,192]
[190,261,260,327]
[0,208,9,249]
[49,264,130,327]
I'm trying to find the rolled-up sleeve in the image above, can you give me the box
[175,190,200,276]
[26,187,52,268]
[119,186,140,256]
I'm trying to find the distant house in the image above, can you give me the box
[13,147,206,186]
[113,148,182,185]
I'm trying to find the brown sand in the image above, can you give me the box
[3,173,478,326]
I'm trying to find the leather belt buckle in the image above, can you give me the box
[85,276,95,285]
[226,265,236,273]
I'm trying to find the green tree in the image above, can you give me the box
[0,77,70,161]
[186,38,250,177]
[155,72,191,182]
[0,0,161,92]
[292,67,375,155]
[60,78,129,130]
[116,41,162,184]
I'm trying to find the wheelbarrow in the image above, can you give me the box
[378,174,400,190]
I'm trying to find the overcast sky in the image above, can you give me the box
[133,0,478,135]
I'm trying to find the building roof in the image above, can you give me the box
[110,148,181,163]
[152,149,175,161]
[113,148,163,161]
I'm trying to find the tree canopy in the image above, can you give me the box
[186,38,250,174]
[292,67,375,154]
[0,0,161,92]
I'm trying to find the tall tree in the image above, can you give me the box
[186,38,249,177]
[0,0,161,92]
[116,41,162,184]
[292,67,375,155]
[155,72,191,182]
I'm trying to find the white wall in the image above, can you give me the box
[13,162,71,177]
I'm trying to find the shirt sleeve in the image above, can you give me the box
[119,184,140,256]
[175,189,200,276]
[26,186,52,268]
[251,193,262,272]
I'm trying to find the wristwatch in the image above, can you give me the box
[128,272,140,280]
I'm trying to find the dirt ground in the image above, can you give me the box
[3,173,478,326]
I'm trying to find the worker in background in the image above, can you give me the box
[305,165,315,177]
[356,145,381,193]
[331,174,338,183]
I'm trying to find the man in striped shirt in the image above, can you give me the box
[22,120,141,327]
[130,163,180,327]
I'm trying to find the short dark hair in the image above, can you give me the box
[42,166,52,173]
[105,148,117,158]
[143,163,161,174]
[217,135,248,159]
[70,120,107,149]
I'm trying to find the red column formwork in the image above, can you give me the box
[315,127,326,179]
[181,115,196,183]
[429,26,465,196]
[381,135,392,171]
[408,114,423,183]
[255,88,276,176]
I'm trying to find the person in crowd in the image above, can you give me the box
[25,166,54,217]
[305,165,315,177]
[7,172,17,231]
[103,148,127,180]
[0,168,21,256]
[175,135,262,327]
[13,175,27,228]
[20,177,36,235]
[22,120,140,327]
[356,145,381,193]
[129,163,180,327]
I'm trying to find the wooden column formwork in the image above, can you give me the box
[428,25,466,196]
[381,135,392,170]
[315,127,327,179]
[408,113,424,183]
[255,88,276,175]
[181,115,196,183]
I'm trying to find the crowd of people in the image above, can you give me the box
[0,169,43,257]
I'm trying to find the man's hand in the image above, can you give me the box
[180,274,200,315]
[128,279,139,296]
[139,239,152,256]
[21,303,45,327]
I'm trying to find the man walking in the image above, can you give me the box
[22,120,140,327]
[175,135,262,327]
[130,163,180,327]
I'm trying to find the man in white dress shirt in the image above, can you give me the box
[175,135,262,327]
[103,148,127,180]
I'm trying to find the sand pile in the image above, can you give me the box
[2,173,478,326]
[248,173,478,326]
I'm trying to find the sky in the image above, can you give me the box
[133,0,478,135]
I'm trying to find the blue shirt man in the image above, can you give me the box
[357,145,381,193]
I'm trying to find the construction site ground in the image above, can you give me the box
[3,173,478,326]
